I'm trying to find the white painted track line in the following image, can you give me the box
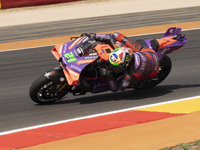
[0,95,200,136]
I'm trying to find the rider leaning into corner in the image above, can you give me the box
[73,32,159,93]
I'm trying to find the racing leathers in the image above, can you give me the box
[82,32,159,92]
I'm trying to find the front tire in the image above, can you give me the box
[29,74,70,104]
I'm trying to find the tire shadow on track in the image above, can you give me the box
[35,83,200,106]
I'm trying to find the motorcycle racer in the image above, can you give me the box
[80,32,159,92]
[29,27,187,104]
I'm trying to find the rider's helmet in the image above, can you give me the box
[109,47,132,66]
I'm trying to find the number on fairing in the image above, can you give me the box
[64,52,77,63]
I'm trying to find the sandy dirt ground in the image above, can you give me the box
[0,0,200,27]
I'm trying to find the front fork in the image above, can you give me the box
[44,67,70,91]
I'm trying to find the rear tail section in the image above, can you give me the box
[155,27,188,60]
[162,27,181,38]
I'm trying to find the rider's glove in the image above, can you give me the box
[124,54,132,64]
[89,33,96,38]
[80,33,90,37]
[80,33,96,38]
[100,68,110,77]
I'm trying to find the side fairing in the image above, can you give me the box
[61,39,98,85]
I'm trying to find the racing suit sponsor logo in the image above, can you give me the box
[122,37,142,51]
[134,52,140,67]
[140,55,147,71]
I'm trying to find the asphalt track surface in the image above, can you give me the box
[0,7,200,133]
[0,6,200,43]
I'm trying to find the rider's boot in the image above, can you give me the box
[108,79,118,92]
[120,80,130,91]
[119,73,131,91]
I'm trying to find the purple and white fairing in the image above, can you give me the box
[143,28,188,60]
[61,37,99,74]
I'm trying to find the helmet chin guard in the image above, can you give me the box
[109,47,126,66]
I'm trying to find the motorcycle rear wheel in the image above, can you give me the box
[29,75,70,104]
[134,55,172,90]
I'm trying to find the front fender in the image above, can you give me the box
[44,67,65,81]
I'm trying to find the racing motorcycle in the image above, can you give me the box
[29,27,187,104]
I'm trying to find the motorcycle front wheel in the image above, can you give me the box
[29,74,70,104]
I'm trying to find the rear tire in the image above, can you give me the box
[29,75,70,104]
[134,55,172,90]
